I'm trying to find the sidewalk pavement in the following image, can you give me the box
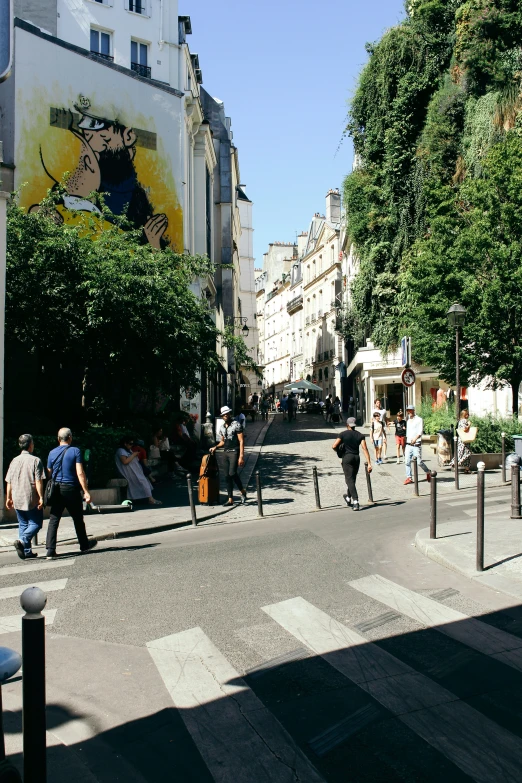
[0,416,272,553]
[415,497,522,601]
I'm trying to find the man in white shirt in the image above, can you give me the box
[404,404,431,485]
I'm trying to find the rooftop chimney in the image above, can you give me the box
[326,189,341,225]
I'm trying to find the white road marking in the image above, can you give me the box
[447,494,510,507]
[263,596,522,782]
[0,608,57,634]
[0,560,75,577]
[463,504,511,517]
[147,626,324,782]
[348,575,522,670]
[0,579,67,601]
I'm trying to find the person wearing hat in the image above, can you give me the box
[210,406,247,506]
[332,417,372,512]
[404,404,431,485]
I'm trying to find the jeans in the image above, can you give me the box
[405,445,429,479]
[223,451,244,499]
[15,507,43,555]
[46,484,89,553]
[342,454,361,502]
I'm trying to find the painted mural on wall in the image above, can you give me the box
[14,30,183,250]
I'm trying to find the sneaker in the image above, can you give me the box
[396,458,400,464]
[426,473,431,483]
[404,478,413,485]
[343,494,352,507]
[223,500,235,506]
[240,494,247,505]
[80,539,98,554]
[13,540,25,560]
[45,551,57,559]
[25,552,38,559]
[352,501,360,512]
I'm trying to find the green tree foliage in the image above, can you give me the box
[343,0,522,411]
[6,194,219,423]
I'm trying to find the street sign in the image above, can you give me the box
[401,336,411,368]
[401,367,416,387]
[0,0,13,83]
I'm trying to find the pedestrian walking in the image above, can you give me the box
[281,394,289,421]
[332,417,372,512]
[5,434,44,560]
[331,397,342,424]
[404,405,431,485]
[45,428,97,558]
[394,410,407,463]
[371,412,386,465]
[288,393,298,422]
[210,406,247,506]
[449,408,476,474]
[260,396,269,421]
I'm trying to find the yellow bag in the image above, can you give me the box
[459,426,477,444]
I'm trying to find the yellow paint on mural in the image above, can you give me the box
[16,84,183,252]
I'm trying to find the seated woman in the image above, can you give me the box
[115,436,162,505]
[171,414,198,471]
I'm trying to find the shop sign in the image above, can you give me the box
[401,368,416,387]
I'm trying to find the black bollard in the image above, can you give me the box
[476,461,485,572]
[256,471,264,517]
[501,432,506,483]
[412,457,419,497]
[511,456,522,519]
[0,648,22,783]
[454,434,460,491]
[21,587,47,783]
[186,474,197,527]
[364,463,374,504]
[430,470,438,539]
[312,466,321,510]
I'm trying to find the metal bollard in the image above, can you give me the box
[21,587,47,783]
[511,456,522,519]
[256,471,264,517]
[312,466,321,510]
[430,471,437,539]
[476,461,485,572]
[501,431,507,483]
[364,462,375,504]
[412,457,419,497]
[0,647,22,782]
[186,474,197,527]
[454,435,460,491]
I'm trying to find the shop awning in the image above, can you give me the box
[283,379,322,392]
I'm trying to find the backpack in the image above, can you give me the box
[336,441,346,459]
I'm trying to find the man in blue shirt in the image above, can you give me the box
[45,428,97,558]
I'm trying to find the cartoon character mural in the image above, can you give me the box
[28,96,170,249]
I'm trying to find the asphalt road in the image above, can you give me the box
[0,448,520,781]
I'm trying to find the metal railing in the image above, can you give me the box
[287,294,303,312]
[91,51,114,62]
[131,62,151,78]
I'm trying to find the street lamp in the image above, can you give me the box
[447,302,466,490]
[230,317,249,337]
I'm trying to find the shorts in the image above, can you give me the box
[395,436,406,447]
[373,438,383,448]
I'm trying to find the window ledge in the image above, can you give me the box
[126,9,151,18]
[85,0,113,7]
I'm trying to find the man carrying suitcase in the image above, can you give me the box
[210,407,247,506]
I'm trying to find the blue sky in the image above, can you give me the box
[185,0,406,265]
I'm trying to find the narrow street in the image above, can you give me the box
[0,414,521,782]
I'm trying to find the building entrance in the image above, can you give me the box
[375,382,405,417]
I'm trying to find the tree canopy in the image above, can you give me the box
[342,0,522,410]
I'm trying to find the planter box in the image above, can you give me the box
[470,453,501,470]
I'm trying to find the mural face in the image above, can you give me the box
[13,29,183,250]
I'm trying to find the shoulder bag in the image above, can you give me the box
[459,426,477,444]
[43,446,70,507]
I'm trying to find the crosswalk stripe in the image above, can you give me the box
[464,504,511,517]
[0,579,67,601]
[263,596,522,782]
[0,560,75,577]
[447,494,510,507]
[348,575,522,669]
[147,627,325,782]
[0,608,57,634]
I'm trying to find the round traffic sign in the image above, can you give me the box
[401,368,416,387]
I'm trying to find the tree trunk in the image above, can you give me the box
[511,376,521,418]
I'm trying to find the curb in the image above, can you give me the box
[0,418,274,553]
[415,526,522,602]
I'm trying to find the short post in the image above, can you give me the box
[186,474,197,527]
[454,434,460,491]
[430,470,437,539]
[364,462,374,504]
[312,466,321,510]
[501,432,507,483]
[412,457,419,497]
[256,471,264,517]
[476,461,486,572]
[0,647,22,782]
[510,456,522,520]
[21,587,47,783]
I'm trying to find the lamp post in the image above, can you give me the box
[229,317,249,337]
[447,302,467,490]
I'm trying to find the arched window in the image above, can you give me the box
[324,367,329,379]
[319,368,323,381]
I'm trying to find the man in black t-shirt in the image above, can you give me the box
[332,417,372,512]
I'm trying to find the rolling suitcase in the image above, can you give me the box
[198,453,220,505]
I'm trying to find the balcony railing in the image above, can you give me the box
[91,51,114,62]
[266,289,278,302]
[131,62,151,78]
[287,294,303,313]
